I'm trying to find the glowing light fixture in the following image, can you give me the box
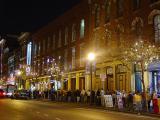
[88,52,95,61]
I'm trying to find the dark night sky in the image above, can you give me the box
[0,0,80,51]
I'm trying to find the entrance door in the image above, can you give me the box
[79,77,85,90]
[152,71,160,94]
[71,78,76,91]
[135,72,142,92]
[116,74,126,91]
[106,75,113,91]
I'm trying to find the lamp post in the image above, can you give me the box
[88,52,95,105]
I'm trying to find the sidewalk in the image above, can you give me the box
[34,99,160,118]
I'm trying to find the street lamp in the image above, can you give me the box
[87,52,95,105]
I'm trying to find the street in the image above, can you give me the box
[0,99,159,120]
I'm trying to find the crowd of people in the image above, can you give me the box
[29,89,160,114]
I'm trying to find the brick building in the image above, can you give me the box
[31,0,160,93]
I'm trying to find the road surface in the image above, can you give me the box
[0,99,159,120]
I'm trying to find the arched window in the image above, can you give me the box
[154,15,160,43]
[72,24,76,42]
[80,19,85,38]
[131,17,143,40]
[65,27,68,45]
[105,0,111,23]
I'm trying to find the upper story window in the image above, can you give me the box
[64,49,68,71]
[95,5,100,28]
[34,43,37,56]
[47,37,50,50]
[72,24,76,42]
[154,15,160,43]
[43,39,46,53]
[53,34,56,50]
[105,0,111,23]
[150,0,159,4]
[38,42,41,55]
[80,43,85,67]
[131,17,143,40]
[72,47,76,70]
[58,30,62,47]
[117,0,124,17]
[64,27,68,45]
[133,0,141,10]
[80,19,85,39]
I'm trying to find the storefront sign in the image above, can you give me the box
[100,74,106,81]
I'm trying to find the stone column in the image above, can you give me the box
[76,73,79,90]
[68,74,71,90]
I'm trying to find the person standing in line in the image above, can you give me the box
[87,90,91,104]
[134,91,142,115]
[100,88,105,106]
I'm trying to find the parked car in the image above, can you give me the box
[0,89,6,98]
[11,90,29,100]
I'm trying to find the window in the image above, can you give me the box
[53,34,56,50]
[72,24,76,42]
[133,0,141,10]
[131,17,143,40]
[80,43,85,67]
[47,37,50,50]
[116,24,124,46]
[72,47,76,69]
[154,15,160,43]
[80,19,85,39]
[43,39,46,53]
[150,0,159,4]
[105,0,111,23]
[64,27,68,45]
[38,42,41,55]
[117,0,124,17]
[95,5,100,28]
[34,43,37,56]
[64,49,68,71]
[58,30,61,47]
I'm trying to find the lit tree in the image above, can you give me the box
[123,40,159,92]
[121,40,160,109]
[47,57,62,90]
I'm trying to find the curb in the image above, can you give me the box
[32,99,160,118]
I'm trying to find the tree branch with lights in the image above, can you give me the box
[121,40,160,110]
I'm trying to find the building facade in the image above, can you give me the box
[31,0,160,93]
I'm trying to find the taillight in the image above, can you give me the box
[3,92,6,95]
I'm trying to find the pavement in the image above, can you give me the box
[37,98,160,118]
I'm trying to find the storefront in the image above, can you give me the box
[79,72,85,90]
[50,80,61,91]
[106,67,113,91]
[116,64,127,91]
[134,64,142,92]
[148,62,160,95]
